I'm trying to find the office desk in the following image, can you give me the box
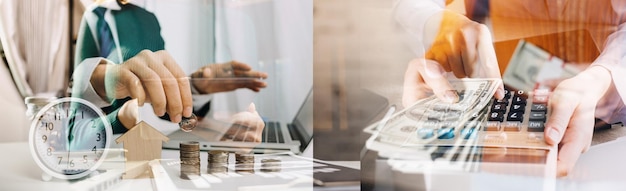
[0,141,359,191]
[361,130,626,191]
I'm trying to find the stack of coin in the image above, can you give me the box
[179,141,200,179]
[235,153,255,173]
[207,150,229,174]
[260,158,282,172]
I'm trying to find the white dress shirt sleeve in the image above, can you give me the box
[71,57,113,108]
[591,22,626,124]
[392,0,446,55]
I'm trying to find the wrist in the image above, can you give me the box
[581,66,613,99]
[91,59,115,101]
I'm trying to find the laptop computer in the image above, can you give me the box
[163,88,313,154]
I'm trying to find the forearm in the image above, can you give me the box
[590,23,626,124]
[71,58,113,107]
[591,23,626,104]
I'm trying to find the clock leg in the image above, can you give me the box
[41,173,52,182]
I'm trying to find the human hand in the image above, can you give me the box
[402,11,504,107]
[117,99,139,129]
[544,66,612,176]
[191,61,268,94]
[91,50,193,124]
[221,103,265,142]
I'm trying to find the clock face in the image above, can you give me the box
[29,98,112,180]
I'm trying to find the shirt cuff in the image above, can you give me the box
[71,57,113,108]
[190,82,213,110]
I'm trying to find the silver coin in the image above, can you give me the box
[179,113,198,132]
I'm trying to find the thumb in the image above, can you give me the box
[544,89,579,145]
[247,103,257,113]
[416,59,459,103]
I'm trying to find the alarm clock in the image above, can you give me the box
[29,97,112,180]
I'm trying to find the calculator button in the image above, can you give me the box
[461,128,476,139]
[484,121,501,131]
[507,112,523,121]
[533,89,550,104]
[484,132,508,141]
[510,104,525,112]
[417,128,435,139]
[533,95,548,104]
[504,89,512,99]
[527,121,545,132]
[512,95,527,105]
[494,98,509,105]
[503,122,521,131]
[529,112,546,122]
[491,103,507,112]
[488,112,505,122]
[531,104,547,112]
[437,128,455,139]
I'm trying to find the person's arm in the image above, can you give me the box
[72,14,113,107]
[586,23,626,124]
[393,0,446,54]
[72,14,131,133]
[396,0,504,106]
[542,14,626,177]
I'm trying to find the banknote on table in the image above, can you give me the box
[503,40,581,92]
[363,78,501,148]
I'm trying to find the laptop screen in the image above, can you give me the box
[291,89,313,147]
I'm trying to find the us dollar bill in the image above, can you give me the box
[503,40,581,91]
[363,78,501,147]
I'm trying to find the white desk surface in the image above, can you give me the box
[0,139,360,191]
[4,136,626,191]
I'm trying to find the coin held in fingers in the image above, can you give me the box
[179,113,198,132]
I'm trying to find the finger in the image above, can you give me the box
[234,70,268,79]
[460,24,479,78]
[556,140,585,177]
[248,103,257,113]
[125,55,167,116]
[241,131,261,142]
[447,31,467,78]
[244,80,267,92]
[417,59,459,103]
[156,51,193,118]
[425,42,452,72]
[119,69,146,106]
[544,86,580,145]
[230,60,252,71]
[141,51,183,122]
[555,100,595,177]
[402,61,430,107]
[475,24,504,99]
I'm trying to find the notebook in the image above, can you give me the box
[163,88,313,154]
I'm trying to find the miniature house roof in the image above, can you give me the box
[115,121,169,144]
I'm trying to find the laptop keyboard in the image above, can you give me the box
[262,122,285,143]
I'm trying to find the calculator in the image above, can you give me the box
[363,79,557,190]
